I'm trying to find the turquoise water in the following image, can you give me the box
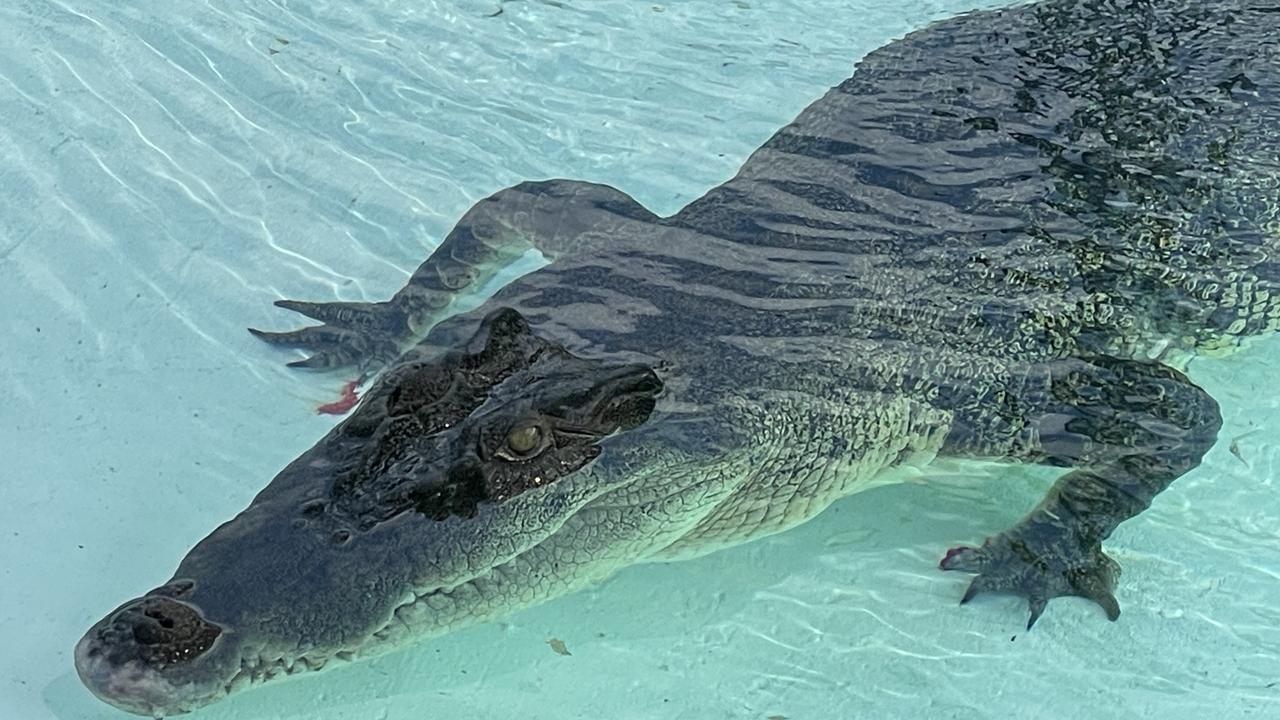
[3,1,1279,718]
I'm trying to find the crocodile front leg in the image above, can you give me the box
[939,354,1222,628]
[250,179,660,372]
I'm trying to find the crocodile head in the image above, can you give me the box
[75,307,663,716]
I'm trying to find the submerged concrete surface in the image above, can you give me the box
[2,0,1277,718]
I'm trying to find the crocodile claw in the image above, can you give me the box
[272,299,400,330]
[940,533,1122,630]
[249,299,408,372]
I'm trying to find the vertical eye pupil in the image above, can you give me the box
[507,425,543,454]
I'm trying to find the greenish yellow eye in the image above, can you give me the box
[506,424,543,455]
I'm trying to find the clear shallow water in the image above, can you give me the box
[2,1,1279,718]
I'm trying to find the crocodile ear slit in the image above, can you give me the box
[458,306,536,362]
[481,307,532,342]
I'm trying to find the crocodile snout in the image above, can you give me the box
[75,595,224,717]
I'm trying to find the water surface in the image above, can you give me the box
[2,1,1278,718]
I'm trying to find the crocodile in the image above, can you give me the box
[77,0,1280,716]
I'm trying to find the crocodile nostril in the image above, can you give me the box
[143,607,177,629]
[133,621,166,646]
[111,596,223,663]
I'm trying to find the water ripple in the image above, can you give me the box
[3,1,1278,720]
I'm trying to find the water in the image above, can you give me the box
[3,1,1279,718]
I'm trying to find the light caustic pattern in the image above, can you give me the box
[1,1,1277,719]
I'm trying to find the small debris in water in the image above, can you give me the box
[317,375,366,415]
[767,715,788,720]
[1228,429,1260,467]
[547,638,571,656]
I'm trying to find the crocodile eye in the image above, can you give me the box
[505,424,544,457]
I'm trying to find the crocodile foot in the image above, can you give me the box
[939,529,1122,630]
[249,299,408,371]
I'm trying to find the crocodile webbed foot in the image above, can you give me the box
[249,299,409,372]
[940,526,1121,630]
[937,355,1220,629]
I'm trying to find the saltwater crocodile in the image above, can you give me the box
[77,0,1279,715]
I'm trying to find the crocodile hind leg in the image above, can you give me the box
[250,179,659,371]
[938,355,1222,628]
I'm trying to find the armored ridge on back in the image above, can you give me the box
[77,0,1278,716]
